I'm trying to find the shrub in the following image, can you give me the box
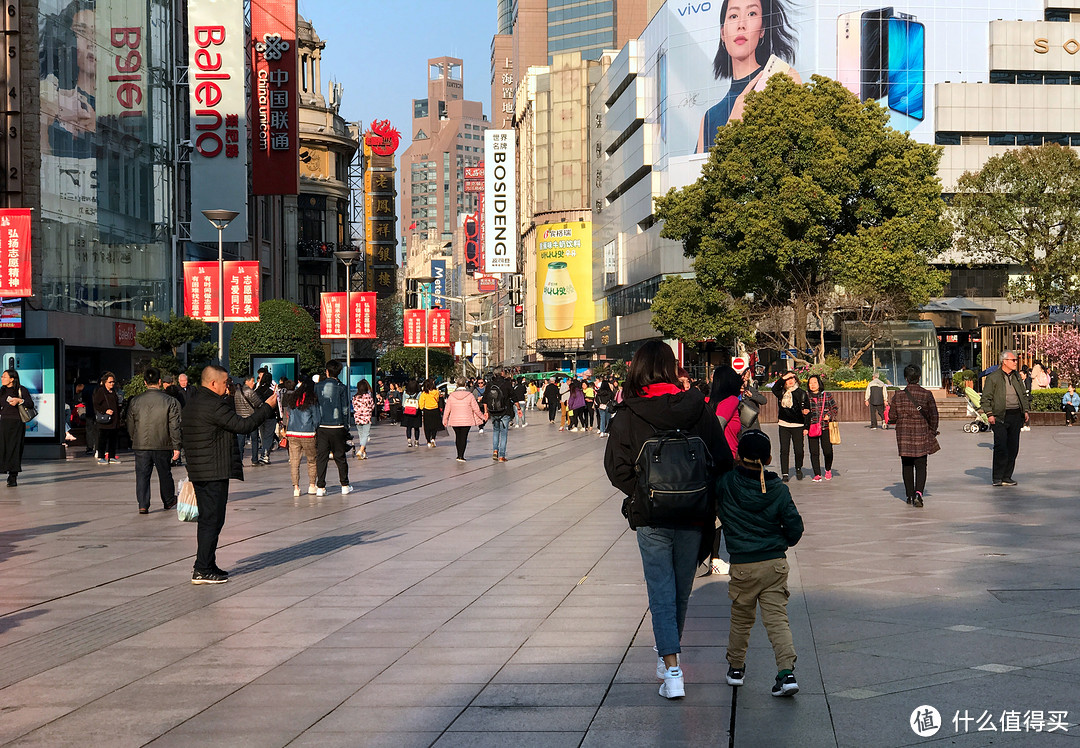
[831,366,858,383]
[807,362,833,382]
[1030,388,1068,412]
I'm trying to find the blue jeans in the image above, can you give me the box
[597,407,611,433]
[357,422,371,448]
[636,526,701,657]
[491,414,511,458]
[513,404,526,427]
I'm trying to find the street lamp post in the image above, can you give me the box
[409,275,436,382]
[334,250,361,389]
[201,209,240,366]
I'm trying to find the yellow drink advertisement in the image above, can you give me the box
[536,222,594,339]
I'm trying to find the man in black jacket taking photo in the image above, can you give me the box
[183,365,277,584]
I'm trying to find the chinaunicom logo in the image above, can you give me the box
[256,33,289,61]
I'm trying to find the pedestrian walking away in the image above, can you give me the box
[805,375,838,482]
[865,372,888,428]
[92,372,122,464]
[0,369,33,486]
[400,379,422,447]
[314,360,354,496]
[887,364,940,507]
[443,376,486,461]
[540,377,560,424]
[717,429,804,696]
[594,380,614,436]
[253,368,277,464]
[126,367,182,514]
[482,368,513,461]
[771,372,810,482]
[419,379,441,447]
[979,350,1030,487]
[232,374,265,466]
[352,379,375,459]
[285,377,320,497]
[604,340,732,700]
[183,365,278,584]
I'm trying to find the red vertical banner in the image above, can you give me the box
[183,262,219,321]
[0,209,32,297]
[428,308,452,348]
[320,292,345,338]
[351,292,377,339]
[403,309,427,347]
[224,261,260,321]
[251,0,299,195]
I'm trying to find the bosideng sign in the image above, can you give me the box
[483,130,516,274]
[188,0,247,242]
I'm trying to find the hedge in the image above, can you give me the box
[1030,388,1071,412]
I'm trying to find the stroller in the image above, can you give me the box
[963,387,991,433]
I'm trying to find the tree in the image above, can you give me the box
[952,144,1080,320]
[654,75,949,366]
[650,275,754,346]
[135,313,215,376]
[228,300,324,377]
[1031,326,1080,385]
[352,296,403,360]
[378,347,455,380]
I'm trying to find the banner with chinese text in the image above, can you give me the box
[184,261,260,321]
[319,292,377,339]
[403,309,426,348]
[427,308,452,348]
[251,0,298,194]
[184,262,219,321]
[0,209,32,297]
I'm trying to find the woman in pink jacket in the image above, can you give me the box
[443,377,486,463]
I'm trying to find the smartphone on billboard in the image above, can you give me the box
[836,11,862,97]
[5,353,43,394]
[752,54,792,92]
[888,15,925,120]
[860,7,893,101]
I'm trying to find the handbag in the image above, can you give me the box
[808,397,824,438]
[829,421,841,445]
[176,479,199,522]
[95,412,112,424]
[18,400,36,423]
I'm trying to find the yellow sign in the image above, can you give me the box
[535,222,594,339]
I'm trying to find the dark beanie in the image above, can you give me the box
[738,429,772,463]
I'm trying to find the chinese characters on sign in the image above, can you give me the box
[251,0,299,194]
[319,292,377,339]
[483,130,517,273]
[403,309,452,348]
[364,131,398,298]
[428,308,452,348]
[0,209,32,297]
[403,309,426,347]
[183,261,260,322]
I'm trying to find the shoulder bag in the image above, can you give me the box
[18,397,36,424]
[808,397,824,438]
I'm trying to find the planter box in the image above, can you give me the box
[758,388,875,424]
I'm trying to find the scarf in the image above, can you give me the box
[642,383,682,398]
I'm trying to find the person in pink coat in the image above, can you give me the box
[443,377,487,462]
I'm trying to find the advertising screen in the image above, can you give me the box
[535,222,595,340]
[348,360,375,395]
[0,340,64,441]
[251,354,299,385]
[640,0,1043,169]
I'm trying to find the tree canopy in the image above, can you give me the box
[228,300,324,377]
[135,313,215,376]
[378,347,455,380]
[654,74,949,365]
[952,143,1080,320]
[650,275,753,345]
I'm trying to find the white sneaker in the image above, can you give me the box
[341,485,353,495]
[659,666,684,699]
[293,487,301,498]
[316,487,327,497]
[308,484,317,495]
[655,653,681,679]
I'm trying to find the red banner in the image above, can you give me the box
[184,262,219,321]
[403,309,426,347]
[320,292,377,339]
[251,0,299,195]
[0,209,32,297]
[184,261,260,322]
[428,308,452,348]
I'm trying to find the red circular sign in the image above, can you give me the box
[731,357,748,373]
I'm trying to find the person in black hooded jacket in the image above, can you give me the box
[604,340,732,700]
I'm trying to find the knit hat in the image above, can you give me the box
[737,429,772,493]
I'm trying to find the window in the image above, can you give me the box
[943,266,1008,297]
[414,99,429,119]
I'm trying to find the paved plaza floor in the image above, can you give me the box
[1,415,1079,747]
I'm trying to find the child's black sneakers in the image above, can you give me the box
[771,671,799,697]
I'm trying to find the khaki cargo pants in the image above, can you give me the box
[726,558,797,672]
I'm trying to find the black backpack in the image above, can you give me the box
[485,381,507,414]
[629,413,714,529]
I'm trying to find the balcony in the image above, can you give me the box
[298,239,338,259]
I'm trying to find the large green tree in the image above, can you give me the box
[228,299,324,376]
[654,75,949,366]
[952,143,1080,320]
[377,347,455,380]
[135,313,215,376]
[650,275,753,346]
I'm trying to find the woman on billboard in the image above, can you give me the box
[697,0,800,153]
[0,369,33,487]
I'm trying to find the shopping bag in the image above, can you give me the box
[176,479,199,522]
[829,421,841,445]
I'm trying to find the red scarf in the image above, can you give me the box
[642,383,682,398]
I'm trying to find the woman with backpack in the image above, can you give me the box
[567,379,587,431]
[400,379,422,448]
[285,377,320,498]
[604,341,732,700]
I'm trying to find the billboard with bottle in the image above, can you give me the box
[536,222,595,340]
[640,0,1043,168]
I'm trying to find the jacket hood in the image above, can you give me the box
[622,388,709,431]
[726,465,788,508]
[448,389,474,402]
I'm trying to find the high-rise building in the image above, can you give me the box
[399,57,488,258]
[491,0,659,130]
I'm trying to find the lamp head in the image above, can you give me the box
[202,209,240,230]
[334,250,361,263]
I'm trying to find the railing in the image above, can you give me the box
[298,240,338,259]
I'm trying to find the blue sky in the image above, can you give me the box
[296,0,497,156]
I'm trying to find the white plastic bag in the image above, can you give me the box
[176,479,199,522]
